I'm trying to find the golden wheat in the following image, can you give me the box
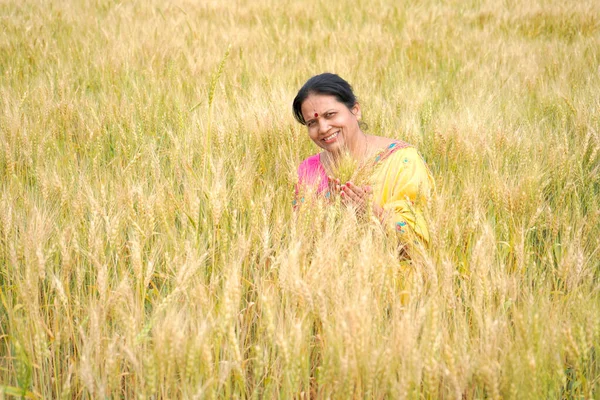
[0,0,599,398]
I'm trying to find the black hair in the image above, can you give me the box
[292,73,358,125]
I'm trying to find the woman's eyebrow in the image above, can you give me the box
[305,108,337,123]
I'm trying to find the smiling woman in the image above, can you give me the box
[292,73,435,247]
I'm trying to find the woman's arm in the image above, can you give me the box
[378,147,434,245]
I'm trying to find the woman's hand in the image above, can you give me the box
[327,177,385,218]
[339,181,370,209]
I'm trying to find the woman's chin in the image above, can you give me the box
[322,140,343,153]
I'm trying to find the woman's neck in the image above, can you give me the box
[336,131,370,161]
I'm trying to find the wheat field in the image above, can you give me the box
[1,0,599,398]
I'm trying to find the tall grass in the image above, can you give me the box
[1,0,599,398]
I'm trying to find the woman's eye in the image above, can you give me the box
[325,112,336,118]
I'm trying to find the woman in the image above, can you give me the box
[293,73,434,246]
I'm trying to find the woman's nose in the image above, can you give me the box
[318,119,329,133]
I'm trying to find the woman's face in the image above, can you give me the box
[300,93,362,153]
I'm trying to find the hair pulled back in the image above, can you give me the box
[292,73,357,125]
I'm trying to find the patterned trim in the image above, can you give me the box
[372,140,412,165]
[395,220,407,233]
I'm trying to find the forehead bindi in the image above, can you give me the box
[301,94,340,121]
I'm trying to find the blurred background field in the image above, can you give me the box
[1,0,599,398]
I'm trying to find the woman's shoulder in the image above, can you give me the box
[297,152,326,181]
[297,152,329,193]
[375,139,433,175]
[387,143,419,158]
[380,144,434,184]
[382,145,427,167]
[297,153,323,175]
[371,137,413,162]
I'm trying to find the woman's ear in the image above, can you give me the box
[352,103,361,120]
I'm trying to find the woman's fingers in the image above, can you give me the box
[341,182,370,206]
[341,187,359,203]
[344,182,364,198]
[327,175,342,194]
[327,175,340,185]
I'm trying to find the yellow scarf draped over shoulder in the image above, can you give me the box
[371,144,435,245]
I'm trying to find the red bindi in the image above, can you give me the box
[314,113,318,118]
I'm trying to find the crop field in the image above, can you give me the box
[1,0,599,398]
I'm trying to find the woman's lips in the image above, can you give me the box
[323,131,339,143]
